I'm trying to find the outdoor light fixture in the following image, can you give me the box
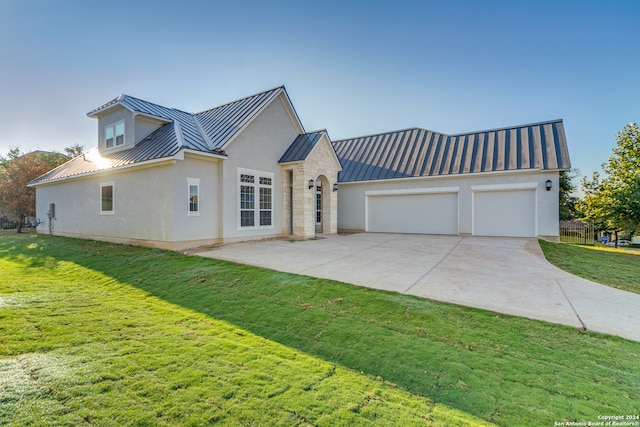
[333,183,339,192]
[308,179,315,189]
[545,179,552,191]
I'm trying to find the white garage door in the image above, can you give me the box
[367,192,458,234]
[473,190,536,237]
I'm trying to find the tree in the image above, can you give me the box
[612,175,640,234]
[580,171,615,228]
[580,122,640,244]
[36,151,70,169]
[64,143,84,158]
[0,147,22,169]
[0,150,51,232]
[559,168,581,220]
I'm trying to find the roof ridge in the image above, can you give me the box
[193,86,284,116]
[120,94,192,115]
[173,121,185,147]
[449,119,564,137]
[332,127,434,144]
[192,115,215,150]
[332,119,565,144]
[87,95,121,115]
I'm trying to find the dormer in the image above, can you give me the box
[87,95,172,155]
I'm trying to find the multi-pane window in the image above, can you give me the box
[259,177,272,226]
[101,183,114,214]
[105,122,125,148]
[316,186,322,224]
[239,170,273,228]
[240,177,255,227]
[187,177,200,216]
[189,185,198,212]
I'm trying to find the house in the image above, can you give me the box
[29,86,570,249]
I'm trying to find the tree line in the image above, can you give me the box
[0,144,83,232]
[560,122,640,244]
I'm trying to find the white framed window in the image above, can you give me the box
[100,182,114,215]
[187,177,200,216]
[237,168,274,229]
[105,121,125,149]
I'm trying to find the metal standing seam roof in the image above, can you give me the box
[29,87,289,186]
[28,125,186,185]
[332,120,571,183]
[278,130,326,163]
[195,87,286,150]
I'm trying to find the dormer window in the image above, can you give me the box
[105,122,125,148]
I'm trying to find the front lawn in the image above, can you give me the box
[539,240,640,294]
[1,234,639,426]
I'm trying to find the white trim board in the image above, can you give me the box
[471,182,539,192]
[365,186,460,197]
[338,168,544,186]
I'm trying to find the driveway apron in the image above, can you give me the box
[197,233,640,342]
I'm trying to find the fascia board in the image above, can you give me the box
[133,111,172,124]
[27,156,179,187]
[182,149,226,161]
[338,168,544,185]
[86,101,134,118]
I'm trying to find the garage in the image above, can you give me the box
[334,121,569,239]
[473,187,536,237]
[366,190,458,235]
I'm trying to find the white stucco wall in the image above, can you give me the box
[171,154,220,243]
[337,170,560,238]
[36,162,176,243]
[35,155,221,249]
[220,94,302,241]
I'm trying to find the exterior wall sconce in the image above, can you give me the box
[308,179,315,189]
[545,179,552,191]
[333,183,339,192]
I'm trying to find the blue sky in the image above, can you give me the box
[1,0,638,182]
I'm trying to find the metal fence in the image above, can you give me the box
[559,220,595,245]
[0,217,18,230]
[0,217,39,230]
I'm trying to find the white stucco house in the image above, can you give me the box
[29,86,571,250]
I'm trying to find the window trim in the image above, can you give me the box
[104,120,125,149]
[187,177,200,216]
[237,168,274,231]
[100,182,114,215]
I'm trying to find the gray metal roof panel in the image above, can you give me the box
[333,119,570,183]
[195,87,284,150]
[278,131,325,163]
[29,123,190,186]
[34,88,288,185]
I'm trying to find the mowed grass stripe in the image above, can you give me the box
[0,235,486,426]
[1,234,639,426]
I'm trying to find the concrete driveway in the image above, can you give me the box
[196,233,640,342]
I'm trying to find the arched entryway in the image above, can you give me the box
[278,130,342,239]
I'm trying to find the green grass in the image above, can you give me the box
[540,240,640,294]
[1,235,639,426]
